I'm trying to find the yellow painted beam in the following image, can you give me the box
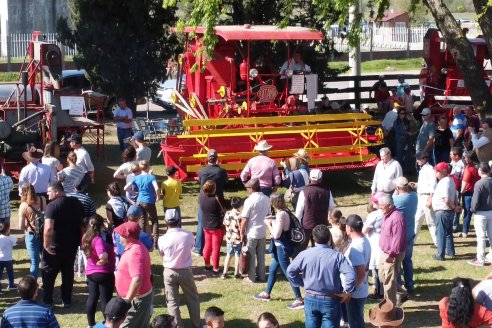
[177,121,381,139]
[178,142,382,162]
[182,113,375,127]
[185,154,377,172]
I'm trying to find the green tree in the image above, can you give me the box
[175,0,492,115]
[57,0,179,110]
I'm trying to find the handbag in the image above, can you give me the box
[239,246,249,275]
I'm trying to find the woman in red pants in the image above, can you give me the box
[199,180,225,275]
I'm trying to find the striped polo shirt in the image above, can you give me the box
[66,192,97,218]
[1,300,59,327]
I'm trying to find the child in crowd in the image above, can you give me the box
[126,163,141,204]
[222,197,242,279]
[106,182,131,229]
[362,192,385,298]
[329,209,350,254]
[162,166,182,225]
[113,205,153,269]
[257,312,280,328]
[0,223,23,293]
[204,306,225,328]
[150,314,177,328]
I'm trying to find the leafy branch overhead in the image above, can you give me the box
[57,0,180,109]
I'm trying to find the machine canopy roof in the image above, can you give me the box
[178,25,324,41]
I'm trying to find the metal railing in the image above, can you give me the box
[0,32,77,61]
[331,23,481,52]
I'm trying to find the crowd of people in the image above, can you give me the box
[1,94,492,328]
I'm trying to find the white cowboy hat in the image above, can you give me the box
[254,140,273,151]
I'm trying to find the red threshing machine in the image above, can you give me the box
[419,28,491,117]
[161,25,384,180]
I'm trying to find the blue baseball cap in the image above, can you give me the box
[131,131,144,141]
[127,205,143,218]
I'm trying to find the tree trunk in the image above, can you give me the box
[423,0,492,118]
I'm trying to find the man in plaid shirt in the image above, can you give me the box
[0,166,13,226]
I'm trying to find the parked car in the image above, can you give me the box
[58,70,146,114]
[151,79,177,112]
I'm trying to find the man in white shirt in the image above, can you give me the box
[410,151,437,247]
[240,178,271,283]
[431,162,461,261]
[130,132,152,162]
[113,99,134,151]
[68,133,94,193]
[371,147,403,195]
[157,211,200,328]
[381,106,398,133]
[279,52,311,79]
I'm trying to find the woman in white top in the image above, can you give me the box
[362,193,385,297]
[113,146,138,180]
[253,193,304,310]
[41,141,62,175]
[18,183,46,279]
[57,151,85,194]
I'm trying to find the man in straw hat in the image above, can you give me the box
[294,149,310,172]
[241,140,281,197]
[368,299,404,327]
[18,146,56,198]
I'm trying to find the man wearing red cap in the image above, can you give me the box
[114,221,153,328]
[432,162,462,261]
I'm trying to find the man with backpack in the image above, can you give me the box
[42,181,84,308]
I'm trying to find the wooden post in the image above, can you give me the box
[354,75,361,110]
[406,27,411,58]
[6,35,11,72]
[369,26,374,61]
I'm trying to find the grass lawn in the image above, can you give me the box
[329,58,423,73]
[1,122,489,327]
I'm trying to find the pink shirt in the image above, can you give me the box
[157,228,194,269]
[115,241,152,297]
[85,235,115,275]
[379,209,406,257]
[240,155,281,188]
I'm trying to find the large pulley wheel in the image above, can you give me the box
[0,121,12,140]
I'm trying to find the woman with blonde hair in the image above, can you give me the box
[18,183,46,278]
[41,141,62,175]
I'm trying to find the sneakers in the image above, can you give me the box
[192,250,202,257]
[432,255,445,261]
[212,269,221,276]
[204,265,213,271]
[253,292,271,302]
[243,277,255,283]
[287,299,304,310]
[468,259,485,267]
[458,233,468,238]
[396,294,409,307]
[234,274,241,279]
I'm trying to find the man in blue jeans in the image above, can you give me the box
[341,215,371,328]
[113,98,134,151]
[393,177,418,296]
[287,225,355,328]
[432,162,462,261]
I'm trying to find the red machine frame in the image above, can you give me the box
[162,25,384,180]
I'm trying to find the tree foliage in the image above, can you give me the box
[57,0,179,109]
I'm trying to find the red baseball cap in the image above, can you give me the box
[114,221,141,240]
[434,162,450,172]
